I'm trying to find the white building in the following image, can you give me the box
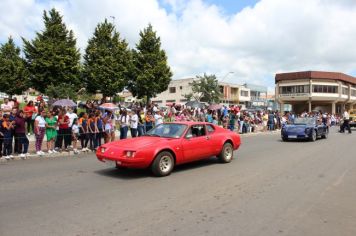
[152,77,251,106]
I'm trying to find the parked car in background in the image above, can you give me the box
[281,117,328,142]
[96,122,241,177]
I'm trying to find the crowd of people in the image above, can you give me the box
[0,97,351,160]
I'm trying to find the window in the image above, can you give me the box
[351,89,356,96]
[206,125,215,133]
[342,87,349,95]
[169,87,176,93]
[279,85,310,94]
[240,90,249,97]
[186,125,206,138]
[312,85,338,93]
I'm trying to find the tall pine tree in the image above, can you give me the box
[0,37,28,97]
[22,8,81,94]
[83,19,131,98]
[128,24,172,104]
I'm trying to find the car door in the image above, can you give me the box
[182,124,212,162]
[205,124,221,155]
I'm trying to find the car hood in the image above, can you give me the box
[101,136,176,150]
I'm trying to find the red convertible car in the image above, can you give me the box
[96,122,241,177]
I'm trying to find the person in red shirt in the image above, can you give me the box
[56,109,70,151]
[23,101,37,135]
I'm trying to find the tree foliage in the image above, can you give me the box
[0,37,28,97]
[45,83,78,100]
[83,19,131,97]
[185,74,222,104]
[128,24,172,103]
[22,8,81,94]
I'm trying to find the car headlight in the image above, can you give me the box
[125,151,136,158]
[100,147,106,153]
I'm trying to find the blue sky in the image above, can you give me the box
[203,0,259,14]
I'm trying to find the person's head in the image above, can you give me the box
[73,118,78,125]
[13,97,17,102]
[11,108,17,115]
[27,100,34,106]
[3,98,8,104]
[3,114,9,120]
[40,110,46,117]
[67,108,73,114]
[17,110,24,118]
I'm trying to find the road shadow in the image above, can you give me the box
[94,157,221,179]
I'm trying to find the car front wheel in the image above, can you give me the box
[151,151,175,177]
[218,142,233,163]
[310,130,317,142]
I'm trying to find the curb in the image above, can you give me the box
[0,149,94,164]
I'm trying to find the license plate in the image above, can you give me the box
[105,160,116,167]
[288,135,297,139]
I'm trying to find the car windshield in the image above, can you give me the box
[293,118,316,125]
[145,124,188,138]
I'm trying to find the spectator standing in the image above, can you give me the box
[95,111,104,147]
[145,111,154,132]
[2,114,14,159]
[228,110,236,131]
[137,110,144,137]
[57,109,71,151]
[129,110,138,138]
[79,113,89,151]
[1,98,13,115]
[119,109,129,139]
[45,111,58,154]
[66,108,78,148]
[0,111,3,158]
[14,110,29,159]
[72,118,80,154]
[34,110,47,155]
[23,101,37,135]
[154,111,163,127]
[87,113,98,150]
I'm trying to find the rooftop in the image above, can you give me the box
[275,71,356,85]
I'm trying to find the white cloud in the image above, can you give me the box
[1,0,356,92]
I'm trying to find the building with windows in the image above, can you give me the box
[243,83,268,108]
[275,71,356,114]
[152,78,251,106]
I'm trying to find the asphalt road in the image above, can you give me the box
[1,127,356,236]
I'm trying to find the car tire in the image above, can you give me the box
[151,151,175,177]
[282,137,288,142]
[218,142,233,163]
[310,130,317,142]
[321,129,328,139]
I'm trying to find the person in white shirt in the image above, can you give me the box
[34,110,47,155]
[72,118,80,154]
[129,110,138,137]
[66,108,78,127]
[154,111,163,127]
[119,109,130,139]
[340,110,351,133]
[1,98,13,115]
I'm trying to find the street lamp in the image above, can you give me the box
[219,71,234,82]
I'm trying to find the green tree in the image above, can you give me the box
[0,37,28,97]
[128,24,172,104]
[45,84,78,100]
[22,8,81,94]
[83,19,131,98]
[184,74,222,104]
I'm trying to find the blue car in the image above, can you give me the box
[281,117,329,142]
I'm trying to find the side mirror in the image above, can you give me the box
[186,134,193,139]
